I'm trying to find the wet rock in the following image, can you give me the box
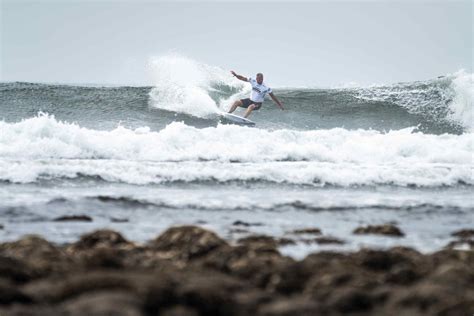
[238,235,296,247]
[229,228,249,234]
[110,217,129,223]
[175,272,249,316]
[0,226,472,316]
[389,282,460,315]
[0,236,70,277]
[274,252,349,295]
[257,296,322,316]
[0,279,33,304]
[161,306,199,316]
[354,249,411,271]
[23,270,160,304]
[151,226,228,260]
[197,242,291,290]
[303,236,345,245]
[70,230,131,251]
[0,256,34,283]
[0,305,61,315]
[53,215,92,222]
[353,224,405,237]
[277,238,296,246]
[445,239,474,250]
[232,220,263,227]
[451,228,474,239]
[384,264,420,285]
[329,287,373,313]
[237,235,280,253]
[290,228,322,235]
[61,290,142,316]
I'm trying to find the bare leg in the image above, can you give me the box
[228,100,243,113]
[243,104,256,118]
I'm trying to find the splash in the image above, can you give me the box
[447,70,473,130]
[147,54,246,118]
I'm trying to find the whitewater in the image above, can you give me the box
[0,55,473,257]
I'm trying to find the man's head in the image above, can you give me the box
[256,73,264,84]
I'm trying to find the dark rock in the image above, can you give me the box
[197,243,291,290]
[174,272,249,315]
[161,306,199,316]
[151,226,228,260]
[0,224,3,229]
[257,296,322,316]
[445,239,474,250]
[353,224,405,237]
[0,256,34,283]
[229,228,249,234]
[0,236,70,277]
[385,264,420,285]
[60,290,142,316]
[232,220,263,227]
[23,270,161,304]
[0,226,472,316]
[329,288,373,313]
[451,228,474,239]
[277,238,296,246]
[0,279,33,304]
[110,217,129,223]
[354,249,410,271]
[53,215,92,222]
[303,236,345,245]
[290,228,322,235]
[71,230,130,250]
[237,235,280,253]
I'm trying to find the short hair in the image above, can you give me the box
[256,73,263,77]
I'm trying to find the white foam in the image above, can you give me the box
[447,70,473,130]
[0,114,472,186]
[147,54,246,118]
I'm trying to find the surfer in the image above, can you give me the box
[228,71,284,118]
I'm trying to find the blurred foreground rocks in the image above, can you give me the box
[0,225,473,315]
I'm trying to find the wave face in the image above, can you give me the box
[0,57,472,188]
[1,57,472,134]
[0,115,471,187]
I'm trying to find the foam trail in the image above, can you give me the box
[148,54,245,118]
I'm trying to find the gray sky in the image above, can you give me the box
[1,0,472,87]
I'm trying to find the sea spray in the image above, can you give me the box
[147,54,247,117]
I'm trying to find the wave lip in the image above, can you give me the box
[351,70,473,131]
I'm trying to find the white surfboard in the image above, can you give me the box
[219,112,256,126]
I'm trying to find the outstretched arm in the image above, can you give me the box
[230,70,248,82]
[269,92,284,110]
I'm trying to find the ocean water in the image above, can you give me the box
[1,56,473,258]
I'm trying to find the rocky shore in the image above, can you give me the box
[0,225,473,316]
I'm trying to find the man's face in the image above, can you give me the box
[256,74,263,84]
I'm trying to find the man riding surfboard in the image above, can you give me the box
[229,71,284,118]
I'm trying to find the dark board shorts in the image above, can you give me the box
[240,98,262,110]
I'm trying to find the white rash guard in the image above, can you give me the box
[248,78,272,103]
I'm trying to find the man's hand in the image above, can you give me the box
[230,71,248,82]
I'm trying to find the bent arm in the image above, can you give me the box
[230,70,248,82]
[269,92,284,110]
